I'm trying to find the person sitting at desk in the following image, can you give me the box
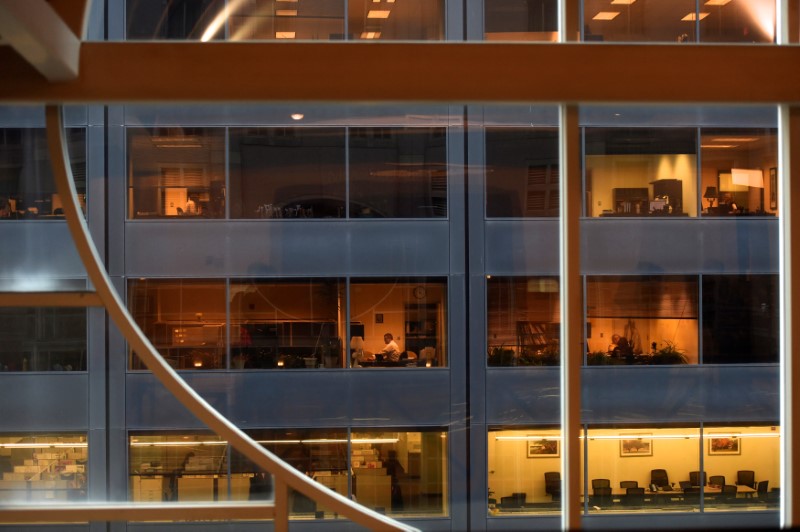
[378,333,401,363]
[718,193,739,215]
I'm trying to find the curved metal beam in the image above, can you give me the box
[45,105,417,532]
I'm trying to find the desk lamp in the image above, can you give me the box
[703,186,718,209]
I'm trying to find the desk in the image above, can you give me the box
[704,485,757,498]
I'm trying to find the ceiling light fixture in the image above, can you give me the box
[593,12,620,20]
[290,113,304,120]
[701,144,737,149]
[360,31,381,39]
[275,31,296,39]
[705,0,731,5]
[611,0,636,4]
[681,12,710,21]
[367,10,391,18]
[711,137,759,143]
[275,9,297,16]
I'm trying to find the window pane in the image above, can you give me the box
[127,128,225,219]
[0,128,86,220]
[0,433,87,502]
[349,128,447,218]
[348,0,444,41]
[484,0,558,42]
[702,275,778,363]
[585,426,700,512]
[485,127,559,217]
[230,0,346,41]
[351,429,448,517]
[488,427,561,515]
[230,278,345,369]
[585,128,697,218]
[0,307,86,371]
[700,128,778,217]
[126,0,225,40]
[586,276,698,365]
[229,128,346,219]
[128,279,227,370]
[583,0,776,43]
[350,278,447,367]
[129,432,229,502]
[487,276,560,366]
[702,425,780,512]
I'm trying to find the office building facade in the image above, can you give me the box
[0,0,791,529]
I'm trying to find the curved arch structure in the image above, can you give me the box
[42,105,418,532]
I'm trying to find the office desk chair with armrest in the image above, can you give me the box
[736,470,755,488]
[591,486,613,507]
[624,487,645,506]
[709,475,726,488]
[619,480,638,489]
[650,469,670,488]
[689,470,706,486]
[592,478,611,490]
[544,472,561,501]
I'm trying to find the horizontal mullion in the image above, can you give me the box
[0,42,799,104]
[0,291,102,307]
[0,502,275,523]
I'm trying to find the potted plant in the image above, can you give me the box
[649,341,688,365]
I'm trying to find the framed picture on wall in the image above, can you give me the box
[620,434,653,457]
[527,437,559,458]
[708,434,741,455]
[770,167,778,210]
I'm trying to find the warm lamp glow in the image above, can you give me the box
[290,113,304,120]
[368,10,391,18]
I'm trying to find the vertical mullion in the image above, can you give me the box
[779,104,800,529]
[559,102,582,531]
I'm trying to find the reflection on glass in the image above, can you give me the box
[484,0,558,41]
[0,128,86,220]
[230,279,344,369]
[0,433,87,502]
[349,128,447,218]
[229,128,346,219]
[0,307,86,372]
[702,275,778,363]
[488,427,561,515]
[127,128,225,219]
[350,278,447,367]
[486,276,560,366]
[350,429,448,517]
[127,0,444,41]
[585,128,697,218]
[585,276,698,365]
[700,128,777,217]
[485,127,559,217]
[128,279,227,370]
[126,0,225,40]
[582,0,775,43]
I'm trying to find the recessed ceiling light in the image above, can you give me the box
[705,0,731,5]
[275,31,296,39]
[360,31,382,39]
[711,137,759,143]
[682,12,710,21]
[275,9,297,16]
[701,144,737,149]
[276,0,298,2]
[611,0,636,4]
[291,113,304,120]
[593,12,620,20]
[367,10,391,18]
